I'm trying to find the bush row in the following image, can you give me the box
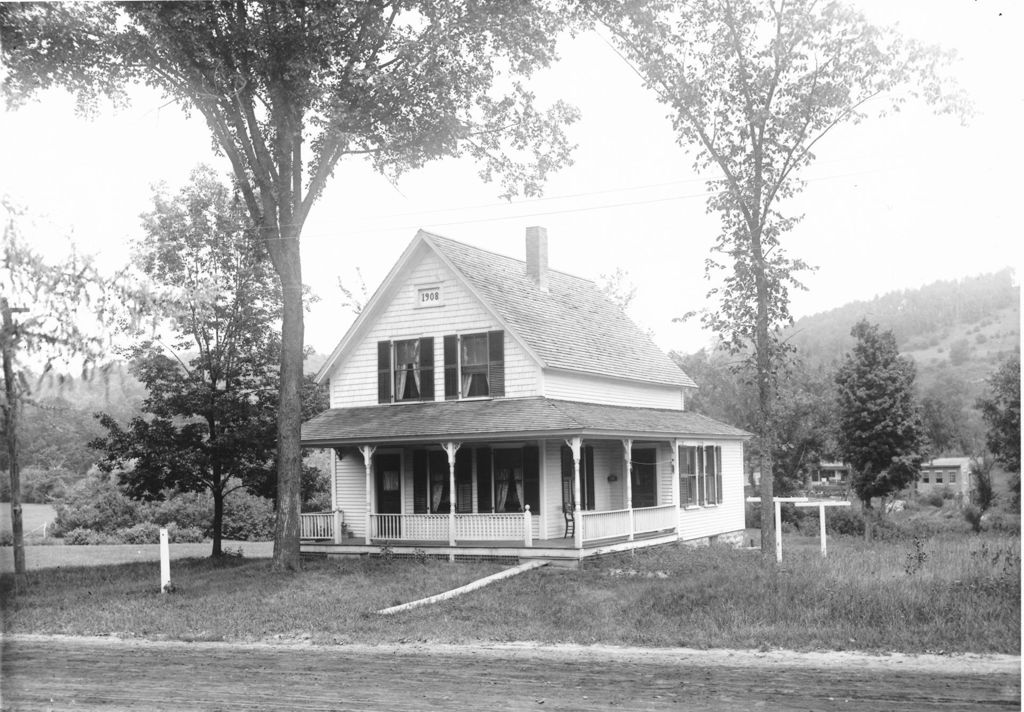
[50,474,275,541]
[63,522,206,545]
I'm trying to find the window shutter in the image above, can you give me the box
[443,335,458,400]
[523,444,539,514]
[583,445,596,511]
[560,445,573,506]
[715,447,723,504]
[419,337,434,401]
[455,448,473,513]
[488,330,505,397]
[377,341,392,404]
[412,449,427,513]
[476,447,492,513]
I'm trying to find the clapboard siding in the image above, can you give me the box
[544,370,686,410]
[678,440,745,540]
[330,250,538,406]
[334,449,368,538]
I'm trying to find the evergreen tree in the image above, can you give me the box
[835,320,925,512]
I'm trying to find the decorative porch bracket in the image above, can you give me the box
[565,436,583,549]
[359,445,377,545]
[670,439,681,539]
[442,441,462,558]
[622,438,634,542]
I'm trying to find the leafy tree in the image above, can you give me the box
[1,201,132,575]
[91,166,288,557]
[672,348,836,492]
[919,372,975,456]
[835,320,925,522]
[977,354,1021,503]
[3,2,579,569]
[595,0,966,554]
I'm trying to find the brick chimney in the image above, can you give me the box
[525,226,548,291]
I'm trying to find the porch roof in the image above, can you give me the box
[301,397,750,447]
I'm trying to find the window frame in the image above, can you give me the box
[378,337,435,404]
[679,444,723,507]
[444,330,504,400]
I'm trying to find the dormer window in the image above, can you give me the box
[443,331,504,400]
[377,337,434,403]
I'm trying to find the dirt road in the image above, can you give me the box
[1,636,1019,711]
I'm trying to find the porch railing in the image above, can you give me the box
[580,508,631,542]
[370,511,533,545]
[632,504,678,535]
[300,510,344,543]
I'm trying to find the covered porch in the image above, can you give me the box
[300,397,747,560]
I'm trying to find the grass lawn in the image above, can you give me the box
[0,540,273,572]
[2,533,1018,654]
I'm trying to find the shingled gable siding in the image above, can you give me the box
[544,370,686,410]
[329,250,537,407]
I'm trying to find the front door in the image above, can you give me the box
[375,453,402,537]
[631,448,658,509]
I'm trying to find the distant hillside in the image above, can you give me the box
[786,268,1019,395]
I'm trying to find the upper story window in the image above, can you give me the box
[443,330,504,399]
[377,337,434,403]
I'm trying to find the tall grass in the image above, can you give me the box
[1,535,1018,654]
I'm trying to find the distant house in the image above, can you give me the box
[808,462,851,486]
[917,457,972,500]
[299,228,750,562]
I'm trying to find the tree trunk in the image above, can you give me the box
[211,485,224,558]
[1,297,25,579]
[749,229,775,558]
[272,226,304,570]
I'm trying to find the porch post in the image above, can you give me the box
[442,441,461,560]
[671,439,681,540]
[622,438,634,541]
[359,445,377,545]
[566,436,583,549]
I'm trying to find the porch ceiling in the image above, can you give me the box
[301,396,750,447]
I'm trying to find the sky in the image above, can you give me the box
[1,0,1020,359]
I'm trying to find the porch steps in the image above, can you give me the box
[376,560,550,616]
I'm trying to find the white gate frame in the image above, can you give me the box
[747,497,850,562]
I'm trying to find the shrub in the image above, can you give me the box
[825,507,865,537]
[62,528,117,545]
[117,522,162,544]
[51,474,144,536]
[0,530,12,546]
[169,525,206,543]
[222,489,275,541]
[964,504,983,533]
[922,490,945,508]
[144,490,213,532]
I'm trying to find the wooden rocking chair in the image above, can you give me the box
[562,502,575,539]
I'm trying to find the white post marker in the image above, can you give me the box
[746,496,809,563]
[159,527,171,593]
[794,500,851,557]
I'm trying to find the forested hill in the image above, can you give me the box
[785,268,1019,391]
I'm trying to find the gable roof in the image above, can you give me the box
[302,397,749,446]
[423,232,695,388]
[317,230,696,389]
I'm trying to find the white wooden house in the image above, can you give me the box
[300,228,750,562]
